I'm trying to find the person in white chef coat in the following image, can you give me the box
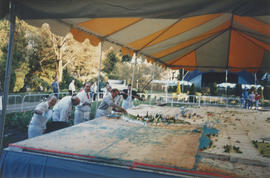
[74,82,92,125]
[28,95,57,138]
[95,89,126,119]
[52,95,80,123]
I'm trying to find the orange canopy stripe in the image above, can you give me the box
[153,20,231,58]
[229,30,264,72]
[234,15,270,37]
[121,47,135,57]
[146,57,155,64]
[168,51,197,71]
[70,28,101,46]
[78,18,142,36]
[239,32,270,51]
[128,13,223,50]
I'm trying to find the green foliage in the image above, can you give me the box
[252,140,270,158]
[0,19,59,92]
[0,19,29,92]
[235,84,242,97]
[121,54,131,63]
[209,82,218,96]
[5,111,32,132]
[263,85,270,99]
[102,51,120,76]
[59,68,83,90]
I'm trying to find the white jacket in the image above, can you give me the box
[52,96,73,122]
[75,90,91,112]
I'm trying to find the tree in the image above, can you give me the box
[121,54,131,63]
[0,18,30,92]
[102,51,120,77]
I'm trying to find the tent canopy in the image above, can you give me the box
[1,0,270,72]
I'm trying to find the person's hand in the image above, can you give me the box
[83,102,90,106]
[34,110,42,115]
[122,109,127,114]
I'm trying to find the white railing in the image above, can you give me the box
[149,94,242,108]
[3,92,104,113]
[20,92,69,111]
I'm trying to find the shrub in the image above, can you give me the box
[5,111,32,132]
[263,85,270,99]
[210,82,218,96]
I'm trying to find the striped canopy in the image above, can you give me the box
[1,0,270,72]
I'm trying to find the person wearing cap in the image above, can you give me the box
[121,84,143,109]
[52,96,80,123]
[28,95,57,138]
[95,89,127,119]
[74,82,92,125]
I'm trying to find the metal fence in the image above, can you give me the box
[4,92,105,113]
[2,92,264,113]
[3,92,69,113]
[148,93,243,108]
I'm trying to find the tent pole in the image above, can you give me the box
[181,68,184,93]
[254,72,257,86]
[225,69,228,96]
[0,0,15,154]
[95,41,103,113]
[130,53,136,108]
[166,81,168,103]
[149,62,156,105]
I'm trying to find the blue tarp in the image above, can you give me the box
[0,150,180,178]
[184,70,255,84]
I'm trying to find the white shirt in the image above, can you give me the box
[53,96,73,122]
[76,90,91,112]
[30,102,52,129]
[35,102,50,113]
[95,93,116,118]
[69,82,76,92]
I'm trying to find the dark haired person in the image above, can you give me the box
[95,89,126,118]
[121,84,143,109]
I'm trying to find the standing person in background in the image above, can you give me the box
[248,90,255,109]
[28,95,57,138]
[255,91,261,110]
[52,78,60,99]
[243,89,249,109]
[90,82,97,101]
[74,82,92,125]
[68,80,76,96]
